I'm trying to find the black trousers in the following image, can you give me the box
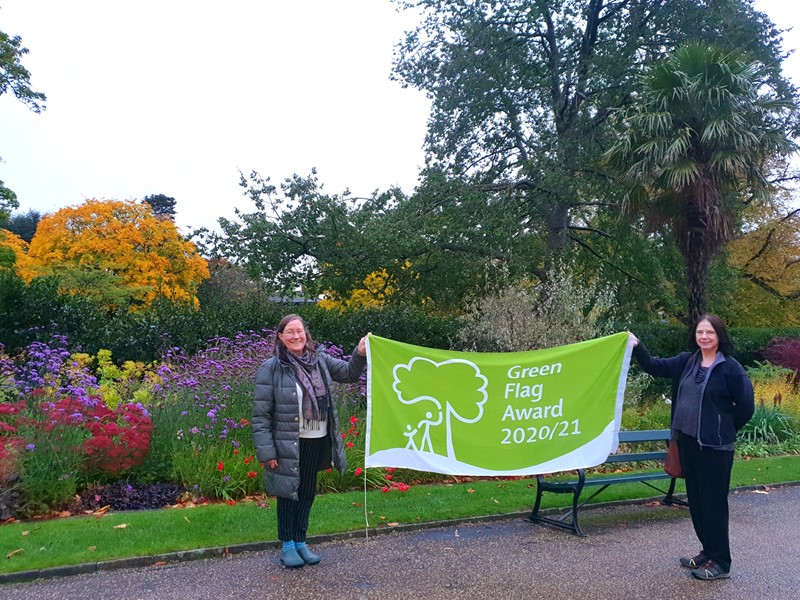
[678,431,735,571]
[277,436,326,543]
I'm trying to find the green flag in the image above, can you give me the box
[365,332,633,475]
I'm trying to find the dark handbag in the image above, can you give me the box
[664,439,683,478]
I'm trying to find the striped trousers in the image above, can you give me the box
[277,436,326,543]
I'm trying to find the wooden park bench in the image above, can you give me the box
[526,429,687,536]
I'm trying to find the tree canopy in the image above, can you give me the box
[391,0,794,260]
[1,25,47,217]
[203,1,798,321]
[603,42,797,323]
[142,194,177,220]
[25,199,209,310]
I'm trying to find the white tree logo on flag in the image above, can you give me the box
[393,358,488,459]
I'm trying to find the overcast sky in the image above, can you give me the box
[0,0,798,234]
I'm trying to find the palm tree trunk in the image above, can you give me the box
[685,252,710,325]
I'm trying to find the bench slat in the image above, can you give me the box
[617,429,671,443]
[605,451,667,463]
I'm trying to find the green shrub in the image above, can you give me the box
[456,263,618,352]
[738,405,798,445]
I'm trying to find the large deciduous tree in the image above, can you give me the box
[209,169,531,308]
[1,26,47,217]
[25,199,209,310]
[603,43,796,324]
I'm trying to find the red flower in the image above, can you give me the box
[387,467,395,473]
[381,486,389,493]
[244,456,254,465]
[341,432,347,439]
[346,442,354,448]
[228,499,236,506]
[246,471,257,478]
[239,418,251,426]
[217,461,224,471]
[385,474,393,480]
[355,467,363,476]
[349,416,358,424]
[233,449,239,454]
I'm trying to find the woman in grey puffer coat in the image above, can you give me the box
[252,314,368,569]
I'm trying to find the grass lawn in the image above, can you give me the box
[2,454,799,576]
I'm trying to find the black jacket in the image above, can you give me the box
[632,342,754,447]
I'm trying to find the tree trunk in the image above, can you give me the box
[545,202,570,257]
[684,250,710,326]
[680,198,713,326]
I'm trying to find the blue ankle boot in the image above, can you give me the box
[279,548,305,568]
[296,545,321,565]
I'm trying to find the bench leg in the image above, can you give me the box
[662,477,688,507]
[528,478,545,522]
[570,487,586,537]
[527,474,587,537]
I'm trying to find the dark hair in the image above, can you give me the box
[274,314,316,356]
[688,313,734,355]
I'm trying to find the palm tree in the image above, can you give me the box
[604,42,796,324]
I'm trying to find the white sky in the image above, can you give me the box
[0,0,798,234]
[0,0,430,233]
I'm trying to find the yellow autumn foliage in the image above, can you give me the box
[25,199,209,309]
[319,269,395,311]
[726,204,800,326]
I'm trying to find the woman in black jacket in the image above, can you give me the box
[629,314,754,581]
[253,314,368,569]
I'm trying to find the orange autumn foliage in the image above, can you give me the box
[0,228,34,278]
[25,199,209,309]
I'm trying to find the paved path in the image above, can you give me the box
[3,485,798,600]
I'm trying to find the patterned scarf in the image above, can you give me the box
[281,346,329,426]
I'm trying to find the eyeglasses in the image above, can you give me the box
[282,329,305,337]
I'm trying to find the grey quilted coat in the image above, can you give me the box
[252,346,366,500]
